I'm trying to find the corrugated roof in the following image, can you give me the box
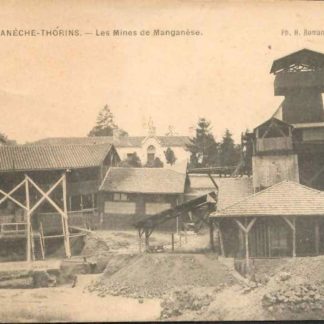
[99,167,187,194]
[211,180,324,218]
[34,135,190,148]
[189,175,253,209]
[0,144,114,172]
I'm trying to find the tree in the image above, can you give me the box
[219,129,241,167]
[187,118,219,168]
[145,157,164,168]
[0,132,7,144]
[120,152,142,168]
[88,105,128,137]
[164,147,177,165]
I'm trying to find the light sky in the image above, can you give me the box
[1,0,324,143]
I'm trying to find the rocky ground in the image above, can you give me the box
[86,253,236,299]
[2,230,324,321]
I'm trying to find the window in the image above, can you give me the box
[113,193,128,201]
[147,145,156,163]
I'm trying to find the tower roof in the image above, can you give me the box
[271,49,324,74]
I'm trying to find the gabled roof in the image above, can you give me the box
[253,117,293,132]
[34,135,190,148]
[211,180,324,218]
[0,144,116,172]
[271,49,324,74]
[99,167,188,194]
[188,175,253,209]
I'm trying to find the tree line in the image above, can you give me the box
[187,118,241,169]
[88,106,242,169]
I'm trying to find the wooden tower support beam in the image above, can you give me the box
[62,173,71,258]
[24,176,31,262]
[26,174,72,259]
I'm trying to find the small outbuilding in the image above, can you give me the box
[210,180,324,262]
[98,167,190,230]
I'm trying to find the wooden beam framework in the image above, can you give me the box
[234,217,257,268]
[0,173,72,262]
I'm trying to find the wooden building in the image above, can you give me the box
[240,49,324,191]
[252,118,300,191]
[98,167,190,230]
[0,143,120,261]
[210,181,324,262]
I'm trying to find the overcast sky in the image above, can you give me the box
[1,0,324,143]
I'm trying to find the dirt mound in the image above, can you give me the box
[263,281,324,319]
[87,253,237,298]
[161,285,225,319]
[82,233,111,257]
[258,257,324,320]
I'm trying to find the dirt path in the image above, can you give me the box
[0,274,161,322]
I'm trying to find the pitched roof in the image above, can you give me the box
[211,180,324,218]
[99,167,187,194]
[0,144,115,172]
[158,136,191,147]
[34,137,114,146]
[189,175,253,209]
[34,135,190,148]
[270,48,324,73]
[253,117,293,132]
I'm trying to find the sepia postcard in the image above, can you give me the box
[1,0,324,322]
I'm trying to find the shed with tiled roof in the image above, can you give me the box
[209,181,324,260]
[98,167,190,230]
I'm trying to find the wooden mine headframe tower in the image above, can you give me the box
[271,48,324,124]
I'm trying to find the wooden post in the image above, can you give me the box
[62,174,71,258]
[144,228,149,251]
[218,223,225,256]
[315,217,320,255]
[25,177,31,262]
[91,193,95,209]
[138,229,142,253]
[40,222,46,258]
[80,194,83,210]
[209,219,215,252]
[235,218,257,271]
[245,231,249,267]
[283,216,296,258]
[292,218,296,258]
[171,233,175,252]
